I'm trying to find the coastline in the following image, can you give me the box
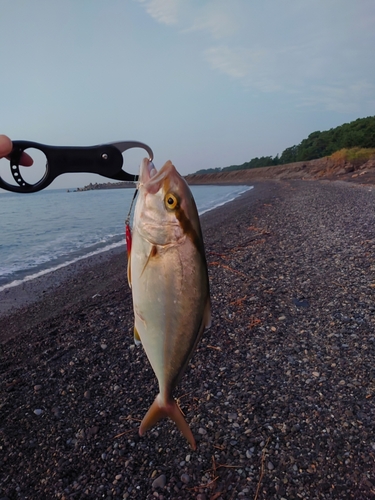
[0,245,126,319]
[1,180,375,499]
[0,184,253,320]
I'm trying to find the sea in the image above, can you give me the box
[0,184,252,291]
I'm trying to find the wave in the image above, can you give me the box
[198,186,253,215]
[0,185,253,291]
[0,240,125,292]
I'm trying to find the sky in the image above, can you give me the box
[1,0,375,189]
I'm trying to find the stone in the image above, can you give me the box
[180,473,190,484]
[152,474,166,489]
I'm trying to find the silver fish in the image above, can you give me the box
[128,159,211,449]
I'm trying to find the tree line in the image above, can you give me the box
[194,116,375,174]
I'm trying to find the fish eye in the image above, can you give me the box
[165,193,178,210]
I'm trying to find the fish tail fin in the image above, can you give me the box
[139,394,196,450]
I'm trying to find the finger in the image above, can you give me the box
[0,135,13,158]
[5,152,34,167]
[19,152,34,166]
[0,134,34,166]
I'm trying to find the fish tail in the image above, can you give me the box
[139,394,196,450]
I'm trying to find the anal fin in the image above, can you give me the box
[134,326,141,346]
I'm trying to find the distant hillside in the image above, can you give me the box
[186,148,375,186]
[195,116,375,174]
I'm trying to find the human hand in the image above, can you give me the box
[0,135,33,166]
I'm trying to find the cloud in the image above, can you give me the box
[137,0,239,38]
[299,81,375,114]
[204,45,284,92]
[204,43,375,113]
[137,0,180,25]
[137,0,375,112]
[183,2,239,39]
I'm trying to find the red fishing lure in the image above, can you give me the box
[125,223,132,258]
[125,187,138,259]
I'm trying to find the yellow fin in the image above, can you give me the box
[139,394,196,450]
[134,326,141,346]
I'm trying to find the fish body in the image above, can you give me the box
[128,159,211,449]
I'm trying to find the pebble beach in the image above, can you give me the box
[1,179,375,499]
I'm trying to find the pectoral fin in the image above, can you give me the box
[140,245,158,277]
[139,394,196,450]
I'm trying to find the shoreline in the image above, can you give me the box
[0,244,126,319]
[0,184,254,320]
[0,183,262,345]
[1,179,375,499]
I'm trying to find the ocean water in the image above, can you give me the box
[0,184,252,290]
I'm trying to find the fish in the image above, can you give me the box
[127,158,211,449]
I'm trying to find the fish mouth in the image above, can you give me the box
[139,159,180,195]
[139,158,158,185]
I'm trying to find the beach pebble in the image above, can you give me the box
[3,180,375,500]
[51,407,60,417]
[180,473,190,484]
[152,474,166,489]
[33,409,43,416]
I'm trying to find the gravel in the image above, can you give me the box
[1,180,375,499]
